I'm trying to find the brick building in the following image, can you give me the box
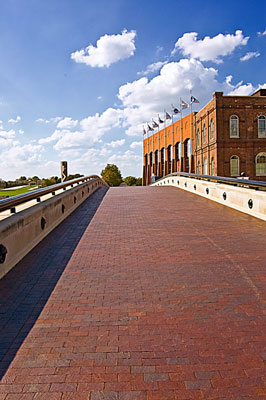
[143,89,266,185]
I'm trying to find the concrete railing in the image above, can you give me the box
[151,173,266,222]
[0,176,107,279]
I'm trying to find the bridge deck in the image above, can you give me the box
[0,186,266,399]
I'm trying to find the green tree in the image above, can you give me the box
[65,173,84,181]
[51,176,60,183]
[41,177,57,187]
[135,177,142,186]
[101,164,122,187]
[123,176,137,186]
[31,176,40,182]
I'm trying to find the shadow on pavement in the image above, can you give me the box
[0,187,108,380]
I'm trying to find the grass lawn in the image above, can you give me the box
[0,185,38,198]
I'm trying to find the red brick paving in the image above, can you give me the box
[1,186,266,399]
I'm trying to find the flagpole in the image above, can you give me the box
[146,125,149,186]
[180,98,183,172]
[171,108,174,174]
[142,127,145,186]
[164,110,166,177]
[190,90,193,173]
[152,123,154,176]
[157,115,160,177]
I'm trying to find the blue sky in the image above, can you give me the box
[0,0,265,180]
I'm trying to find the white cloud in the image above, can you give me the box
[108,150,142,176]
[130,141,142,149]
[68,147,112,176]
[57,117,78,130]
[118,58,221,135]
[60,146,142,179]
[0,128,19,151]
[106,139,125,148]
[227,81,266,96]
[8,115,21,124]
[172,30,249,63]
[40,56,261,151]
[227,83,254,96]
[1,144,43,165]
[240,51,260,62]
[225,75,254,95]
[138,61,167,76]
[51,117,62,124]
[18,129,24,135]
[50,108,124,151]
[36,116,62,124]
[258,29,266,37]
[39,129,65,144]
[156,46,164,54]
[36,118,49,123]
[0,129,16,139]
[97,96,103,100]
[0,137,14,149]
[0,144,44,180]
[71,29,136,68]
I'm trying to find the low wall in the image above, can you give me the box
[0,178,106,279]
[152,176,266,221]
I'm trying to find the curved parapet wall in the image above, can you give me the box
[0,177,107,279]
[152,174,266,222]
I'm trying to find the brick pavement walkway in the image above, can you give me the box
[0,186,266,399]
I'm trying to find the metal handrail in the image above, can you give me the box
[0,175,102,212]
[154,172,266,191]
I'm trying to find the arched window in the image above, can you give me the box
[210,119,214,140]
[178,142,182,160]
[203,157,207,175]
[168,145,172,161]
[210,158,215,175]
[175,142,180,160]
[150,152,153,166]
[161,148,165,176]
[258,116,266,138]
[197,128,200,147]
[145,154,148,166]
[154,150,158,164]
[184,139,191,172]
[230,155,240,176]
[154,150,158,174]
[168,145,172,173]
[256,152,266,176]
[197,161,201,174]
[230,115,239,138]
[187,139,191,158]
[203,124,206,143]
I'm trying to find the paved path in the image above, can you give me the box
[0,186,266,399]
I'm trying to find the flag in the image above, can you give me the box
[181,99,188,109]
[152,119,159,128]
[147,124,154,132]
[158,115,164,124]
[172,104,179,114]
[191,95,199,104]
[165,111,171,120]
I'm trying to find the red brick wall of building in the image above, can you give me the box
[215,92,266,180]
[143,91,266,184]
